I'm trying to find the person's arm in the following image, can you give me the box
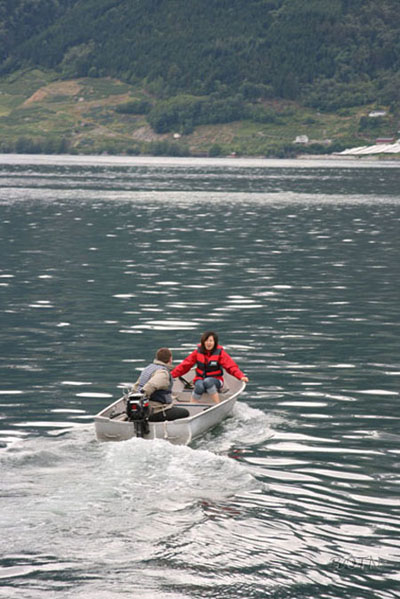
[171,350,197,378]
[141,368,170,397]
[220,349,249,382]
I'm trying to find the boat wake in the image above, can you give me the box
[1,420,263,543]
[194,400,278,454]
[0,405,276,596]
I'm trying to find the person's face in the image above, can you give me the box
[204,336,215,351]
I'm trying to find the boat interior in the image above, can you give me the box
[103,384,233,422]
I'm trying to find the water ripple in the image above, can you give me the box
[0,156,399,598]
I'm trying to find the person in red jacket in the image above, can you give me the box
[171,331,249,403]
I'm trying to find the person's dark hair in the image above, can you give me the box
[156,347,172,363]
[200,331,219,351]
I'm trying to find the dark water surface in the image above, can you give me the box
[0,155,399,598]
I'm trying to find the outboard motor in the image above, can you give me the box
[126,393,150,437]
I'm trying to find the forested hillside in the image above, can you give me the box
[0,0,399,156]
[2,0,400,109]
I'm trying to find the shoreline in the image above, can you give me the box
[1,152,400,169]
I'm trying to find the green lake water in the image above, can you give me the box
[0,154,399,599]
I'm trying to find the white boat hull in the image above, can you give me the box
[94,371,245,445]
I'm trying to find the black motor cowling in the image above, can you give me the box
[126,393,150,437]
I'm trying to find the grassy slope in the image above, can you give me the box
[0,69,397,157]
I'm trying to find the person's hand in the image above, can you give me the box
[241,376,249,383]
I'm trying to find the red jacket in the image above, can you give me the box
[171,344,245,383]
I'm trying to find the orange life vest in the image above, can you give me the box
[195,345,223,380]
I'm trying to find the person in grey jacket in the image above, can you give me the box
[133,348,189,422]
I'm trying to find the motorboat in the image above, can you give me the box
[94,370,246,445]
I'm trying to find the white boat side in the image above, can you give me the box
[94,371,246,445]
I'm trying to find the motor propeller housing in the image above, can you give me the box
[126,393,150,436]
